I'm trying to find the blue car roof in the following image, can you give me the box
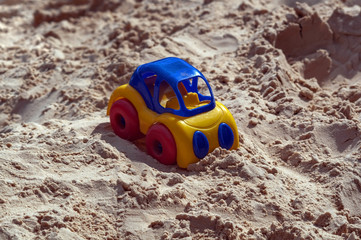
[129,57,215,117]
[135,57,203,88]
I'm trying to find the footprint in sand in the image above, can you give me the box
[207,34,239,53]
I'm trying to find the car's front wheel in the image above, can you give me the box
[110,99,141,140]
[146,124,177,165]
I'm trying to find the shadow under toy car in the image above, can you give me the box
[107,57,239,168]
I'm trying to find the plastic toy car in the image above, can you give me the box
[107,57,239,168]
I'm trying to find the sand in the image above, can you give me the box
[0,0,361,239]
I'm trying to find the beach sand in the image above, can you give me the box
[0,0,361,239]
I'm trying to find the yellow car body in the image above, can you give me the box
[107,83,239,168]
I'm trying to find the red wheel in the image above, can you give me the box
[146,124,177,165]
[109,99,141,140]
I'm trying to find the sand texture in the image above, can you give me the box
[1,0,361,239]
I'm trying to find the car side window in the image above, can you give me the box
[142,72,157,97]
[158,80,180,110]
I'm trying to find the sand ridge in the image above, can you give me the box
[0,0,361,239]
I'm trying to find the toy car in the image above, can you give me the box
[107,57,239,168]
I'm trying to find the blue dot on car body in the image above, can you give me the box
[218,123,234,150]
[193,131,209,159]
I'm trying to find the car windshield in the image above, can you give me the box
[157,77,213,112]
[177,77,212,110]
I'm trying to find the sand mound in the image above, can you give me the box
[274,3,361,87]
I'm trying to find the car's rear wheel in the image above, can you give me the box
[110,99,141,140]
[146,124,177,165]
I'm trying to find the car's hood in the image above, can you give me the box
[183,104,223,129]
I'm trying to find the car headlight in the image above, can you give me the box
[193,131,209,159]
[218,123,234,150]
